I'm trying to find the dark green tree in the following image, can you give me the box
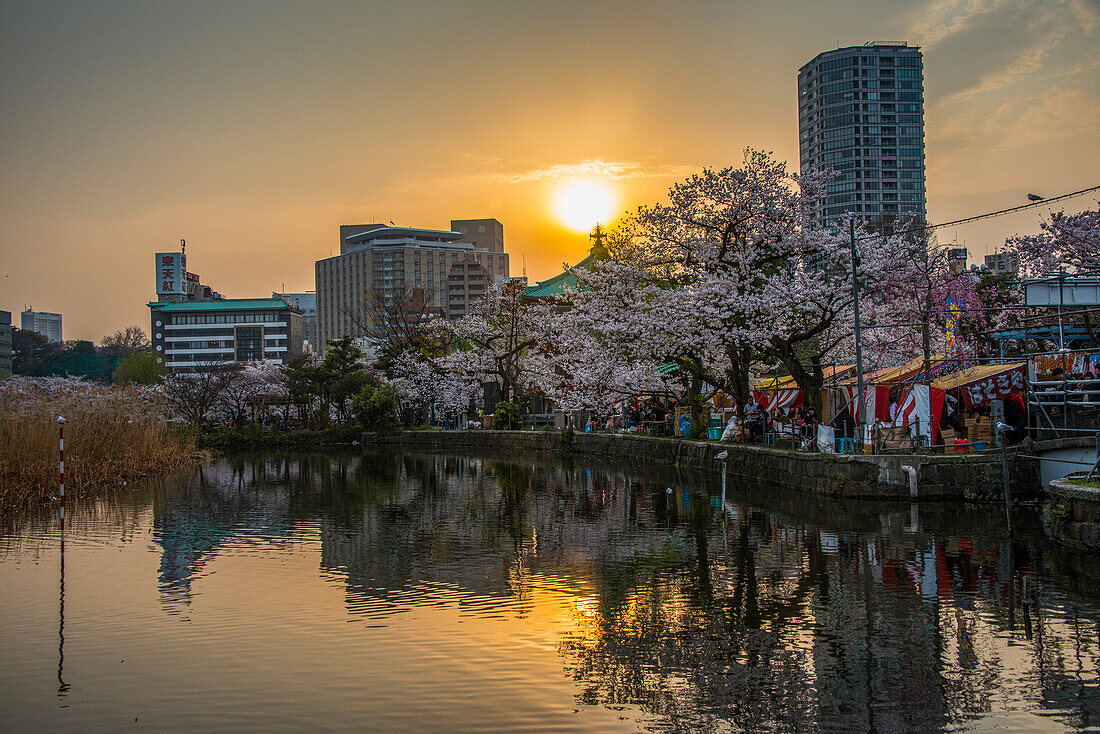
[321,337,367,423]
[351,382,400,433]
[100,326,151,355]
[492,400,521,430]
[11,329,57,375]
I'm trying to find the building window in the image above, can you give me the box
[235,326,264,362]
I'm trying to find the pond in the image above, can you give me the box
[1,450,1098,732]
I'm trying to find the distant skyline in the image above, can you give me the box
[1,0,1098,340]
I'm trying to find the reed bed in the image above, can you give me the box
[0,377,210,515]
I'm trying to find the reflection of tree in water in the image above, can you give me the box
[558,504,840,732]
[555,487,1100,732]
[147,450,1100,730]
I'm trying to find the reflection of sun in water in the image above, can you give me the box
[553,179,616,233]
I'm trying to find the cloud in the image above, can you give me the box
[911,0,1096,49]
[912,0,1099,99]
[929,85,1100,156]
[480,159,698,185]
[909,0,1012,48]
[1009,86,1100,146]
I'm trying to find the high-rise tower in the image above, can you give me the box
[798,42,926,229]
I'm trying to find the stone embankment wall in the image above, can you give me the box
[1045,477,1100,550]
[364,430,1042,502]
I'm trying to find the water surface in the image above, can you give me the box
[1,450,1098,732]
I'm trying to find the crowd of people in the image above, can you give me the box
[556,362,1100,452]
[584,397,675,435]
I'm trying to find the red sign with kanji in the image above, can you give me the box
[961,365,1026,408]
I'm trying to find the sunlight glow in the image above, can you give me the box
[552,179,616,233]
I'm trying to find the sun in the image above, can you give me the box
[552,179,616,233]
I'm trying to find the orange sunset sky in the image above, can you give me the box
[1,0,1098,340]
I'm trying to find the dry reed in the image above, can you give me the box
[0,377,210,515]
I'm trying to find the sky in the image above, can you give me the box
[1,0,1098,341]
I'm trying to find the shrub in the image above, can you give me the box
[561,425,575,451]
[689,396,708,440]
[351,383,401,433]
[112,351,166,385]
[493,400,521,430]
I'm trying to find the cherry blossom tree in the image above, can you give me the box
[523,257,688,412]
[214,362,289,425]
[593,149,906,415]
[1000,202,1100,346]
[1003,202,1100,276]
[446,279,553,405]
[388,348,482,419]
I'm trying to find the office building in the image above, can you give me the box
[315,218,509,347]
[0,310,12,376]
[21,309,63,343]
[149,299,305,373]
[948,247,968,275]
[798,42,926,228]
[274,291,317,353]
[147,246,303,372]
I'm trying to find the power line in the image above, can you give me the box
[855,184,1100,243]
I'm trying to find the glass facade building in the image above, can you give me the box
[798,43,926,229]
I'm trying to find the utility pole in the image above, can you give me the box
[921,236,933,386]
[850,218,866,430]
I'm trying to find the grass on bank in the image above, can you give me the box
[0,378,210,515]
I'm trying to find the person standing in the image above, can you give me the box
[744,397,764,443]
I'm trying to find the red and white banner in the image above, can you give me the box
[840,385,891,423]
[753,389,803,415]
[962,365,1026,408]
[892,385,945,440]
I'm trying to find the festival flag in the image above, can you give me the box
[945,297,962,354]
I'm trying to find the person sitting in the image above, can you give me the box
[803,405,820,433]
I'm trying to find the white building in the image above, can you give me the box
[148,298,305,373]
[21,309,63,343]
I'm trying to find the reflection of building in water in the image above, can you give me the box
[152,461,293,610]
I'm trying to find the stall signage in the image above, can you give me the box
[962,366,1026,408]
[1030,353,1096,378]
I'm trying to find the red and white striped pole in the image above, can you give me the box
[57,416,67,557]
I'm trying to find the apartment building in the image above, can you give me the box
[798,42,926,228]
[20,309,63,343]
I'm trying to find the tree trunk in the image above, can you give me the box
[773,343,824,416]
